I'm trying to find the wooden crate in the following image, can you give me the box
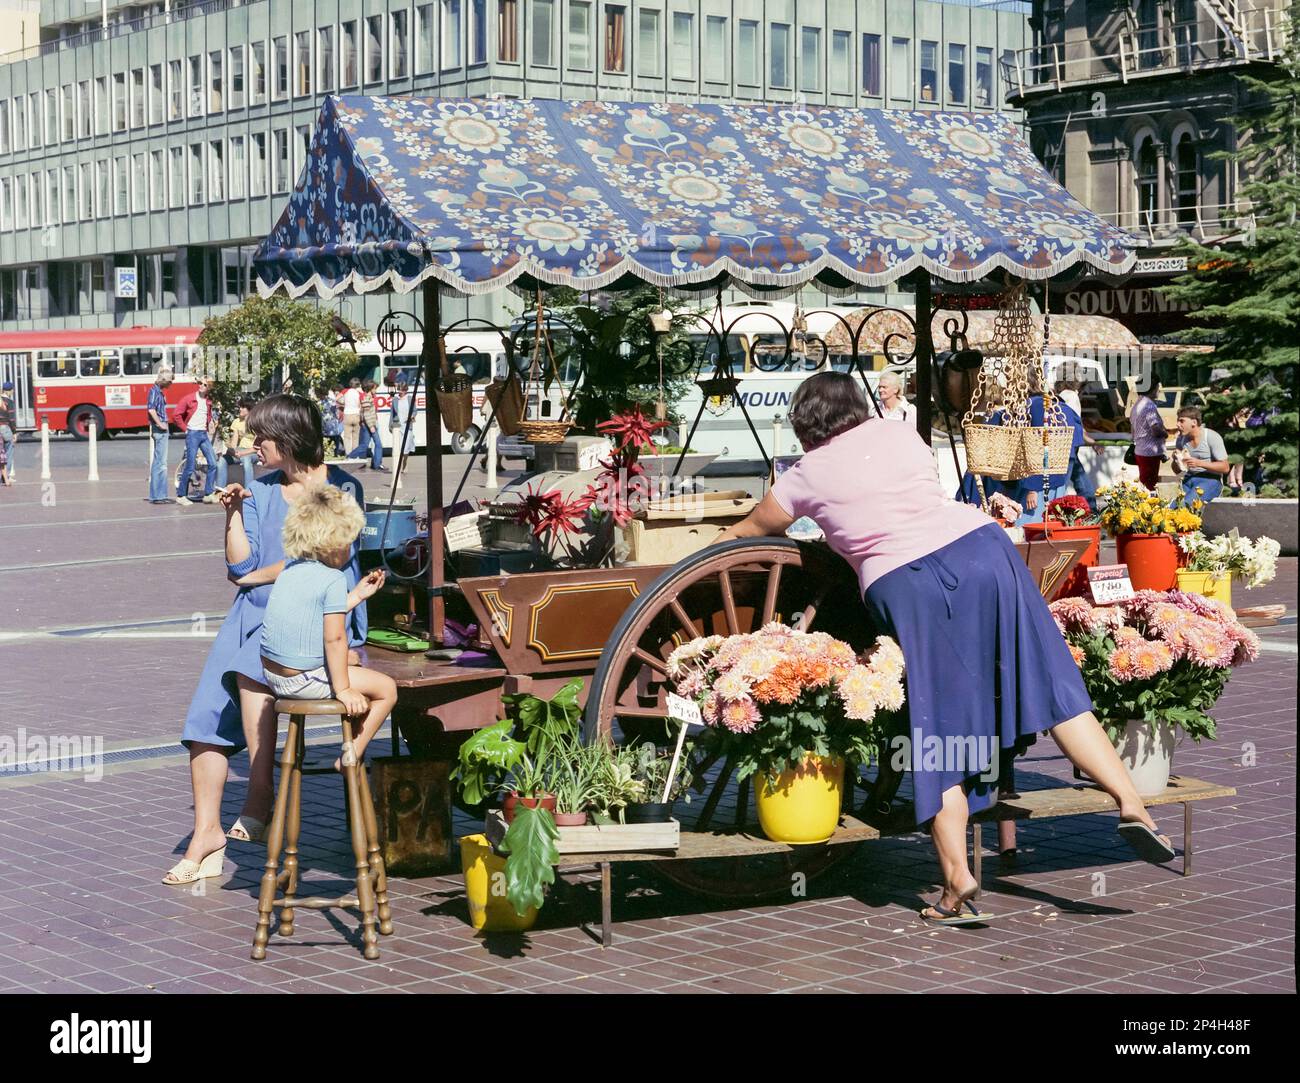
[484,809,680,855]
[622,490,758,565]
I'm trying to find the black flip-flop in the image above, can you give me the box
[1117,821,1176,864]
[919,897,994,926]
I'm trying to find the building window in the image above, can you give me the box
[93,161,106,218]
[296,124,311,178]
[94,77,108,134]
[567,1,589,69]
[920,40,938,101]
[62,84,75,141]
[209,51,224,113]
[1136,135,1159,224]
[150,64,164,123]
[108,77,124,133]
[0,178,10,231]
[414,5,435,72]
[229,136,246,200]
[45,170,58,224]
[78,80,92,137]
[800,27,821,93]
[831,30,850,94]
[15,176,28,228]
[366,14,385,81]
[862,33,881,96]
[890,37,910,99]
[341,22,359,87]
[189,143,204,205]
[498,1,519,63]
[295,30,312,94]
[392,10,409,78]
[771,23,791,89]
[1176,133,1199,225]
[274,37,289,99]
[111,159,126,216]
[78,162,92,219]
[208,140,224,202]
[671,12,693,79]
[976,46,993,106]
[704,16,726,82]
[947,43,966,104]
[129,153,144,213]
[29,93,40,149]
[738,19,759,86]
[442,2,462,69]
[169,146,185,208]
[188,55,205,116]
[251,132,267,198]
[127,70,142,128]
[44,90,57,145]
[318,28,335,92]
[533,0,553,66]
[605,5,627,72]
[150,149,164,210]
[637,9,660,78]
[62,165,75,224]
[470,0,487,64]
[13,96,25,150]
[273,129,289,193]
[252,42,267,104]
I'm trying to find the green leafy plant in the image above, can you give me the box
[451,719,525,808]
[507,753,551,800]
[498,804,559,916]
[586,741,644,823]
[629,741,693,804]
[545,735,600,815]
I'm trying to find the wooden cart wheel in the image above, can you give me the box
[584,538,875,901]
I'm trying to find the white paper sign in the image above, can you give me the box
[1088,564,1136,605]
[104,385,131,407]
[665,693,703,729]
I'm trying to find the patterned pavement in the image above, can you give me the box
[0,454,1294,994]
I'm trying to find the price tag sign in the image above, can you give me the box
[1088,564,1135,605]
[665,693,703,729]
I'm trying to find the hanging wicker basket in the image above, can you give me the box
[1042,424,1075,476]
[517,418,573,444]
[435,374,474,434]
[484,374,525,436]
[964,423,1039,481]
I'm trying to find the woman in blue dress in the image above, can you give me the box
[164,394,366,884]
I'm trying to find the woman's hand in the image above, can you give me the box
[353,569,386,601]
[219,485,252,513]
[1024,489,1039,511]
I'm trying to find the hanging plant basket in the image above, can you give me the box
[484,374,525,436]
[435,374,474,434]
[517,418,573,444]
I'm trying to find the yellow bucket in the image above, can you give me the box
[1175,569,1233,608]
[459,834,538,932]
[754,754,845,845]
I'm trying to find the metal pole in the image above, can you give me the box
[914,271,934,446]
[485,418,499,490]
[40,419,51,480]
[87,421,99,481]
[423,282,446,648]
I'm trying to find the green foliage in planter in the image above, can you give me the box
[498,804,559,916]
[452,720,526,807]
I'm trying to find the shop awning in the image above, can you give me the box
[253,96,1137,300]
[822,308,1141,355]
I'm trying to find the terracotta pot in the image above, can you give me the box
[1023,521,1102,599]
[501,793,556,825]
[1115,532,1180,592]
[1112,720,1176,797]
[552,810,589,827]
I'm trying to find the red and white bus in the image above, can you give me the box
[0,327,202,439]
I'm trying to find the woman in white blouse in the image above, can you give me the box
[873,370,915,422]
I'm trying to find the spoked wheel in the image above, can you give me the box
[584,538,875,901]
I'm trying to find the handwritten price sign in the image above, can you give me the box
[1088,564,1136,605]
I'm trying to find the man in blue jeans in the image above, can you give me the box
[147,369,175,504]
[173,378,218,506]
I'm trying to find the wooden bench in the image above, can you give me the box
[546,774,1236,946]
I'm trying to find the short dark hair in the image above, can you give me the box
[247,394,324,468]
[237,394,257,410]
[788,371,872,450]
[349,377,361,388]
[1177,406,1203,424]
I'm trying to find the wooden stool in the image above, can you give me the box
[251,698,394,961]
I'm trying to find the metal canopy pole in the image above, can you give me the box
[913,270,934,446]
[423,281,446,647]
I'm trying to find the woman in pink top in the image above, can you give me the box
[718,373,1175,925]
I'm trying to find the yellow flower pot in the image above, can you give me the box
[754,754,845,845]
[1176,569,1233,608]
[459,834,538,932]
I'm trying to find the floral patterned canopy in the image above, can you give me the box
[253,95,1137,300]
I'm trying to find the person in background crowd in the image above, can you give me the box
[216,394,259,490]
[1172,406,1231,505]
[1129,380,1167,492]
[1055,380,1099,510]
[1224,396,1252,493]
[341,377,363,454]
[0,379,17,487]
[318,385,345,457]
[147,368,175,505]
[871,370,916,423]
[1009,392,1085,525]
[388,379,416,491]
[348,378,387,472]
[174,378,220,506]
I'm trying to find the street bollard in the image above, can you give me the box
[87,421,100,481]
[486,420,499,490]
[40,419,51,480]
[772,414,784,459]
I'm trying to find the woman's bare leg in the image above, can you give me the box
[1050,710,1168,840]
[182,743,231,862]
[927,784,979,912]
[237,674,277,824]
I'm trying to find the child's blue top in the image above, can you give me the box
[260,558,350,670]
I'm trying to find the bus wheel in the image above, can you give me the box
[67,405,106,441]
[450,426,480,455]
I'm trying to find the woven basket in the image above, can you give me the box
[518,419,572,444]
[435,375,474,434]
[1042,425,1075,476]
[484,375,524,436]
[964,423,1038,481]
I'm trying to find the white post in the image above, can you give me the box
[40,419,51,480]
[87,421,100,481]
[771,413,784,458]
[485,419,499,490]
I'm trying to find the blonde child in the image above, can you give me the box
[260,486,397,768]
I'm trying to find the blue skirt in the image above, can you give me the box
[864,522,1092,825]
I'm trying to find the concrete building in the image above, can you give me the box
[0,0,1029,333]
[1004,0,1290,341]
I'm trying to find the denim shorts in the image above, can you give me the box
[263,665,334,700]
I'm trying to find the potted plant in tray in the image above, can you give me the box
[1097,480,1203,592]
[586,740,645,825]
[623,742,693,824]
[668,624,905,844]
[1023,494,1101,599]
[1050,591,1259,795]
[545,735,599,827]
[1175,529,1281,607]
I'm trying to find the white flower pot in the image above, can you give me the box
[1113,720,1176,797]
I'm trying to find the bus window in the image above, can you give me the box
[123,348,168,376]
[79,349,122,377]
[447,351,491,382]
[36,351,77,379]
[166,345,192,374]
[685,333,747,370]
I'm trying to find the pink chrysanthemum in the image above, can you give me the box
[718,697,761,734]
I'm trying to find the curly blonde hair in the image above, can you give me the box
[282,485,366,560]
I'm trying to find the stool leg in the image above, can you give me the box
[353,751,394,936]
[252,713,301,961]
[278,717,306,937]
[341,724,380,960]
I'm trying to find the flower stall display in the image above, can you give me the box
[1023,495,1101,599]
[1050,591,1259,795]
[1097,481,1203,592]
[1175,529,1281,606]
[668,624,906,844]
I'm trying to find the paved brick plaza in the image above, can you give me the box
[0,449,1294,994]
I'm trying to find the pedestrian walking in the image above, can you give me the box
[348,379,387,471]
[340,377,363,454]
[174,378,219,506]
[388,379,416,491]
[1128,380,1167,492]
[147,369,175,504]
[0,379,17,487]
